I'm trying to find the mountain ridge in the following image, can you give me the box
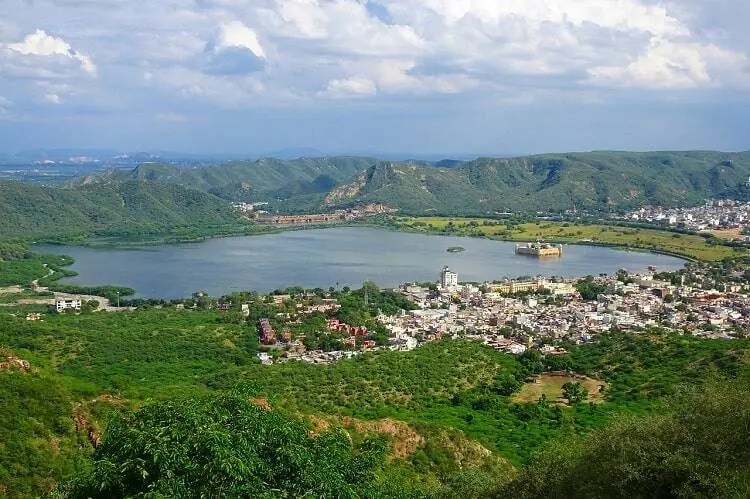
[323,150,750,214]
[0,179,242,239]
[4,150,750,242]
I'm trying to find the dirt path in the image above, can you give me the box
[30,265,54,291]
[25,265,127,312]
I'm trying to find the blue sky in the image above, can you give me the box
[1,0,748,156]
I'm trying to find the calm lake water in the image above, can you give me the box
[37,227,685,298]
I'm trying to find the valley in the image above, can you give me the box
[1,151,750,497]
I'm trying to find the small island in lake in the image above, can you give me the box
[447,246,465,253]
[515,242,563,257]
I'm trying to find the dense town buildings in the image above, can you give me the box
[617,199,750,238]
[253,263,750,365]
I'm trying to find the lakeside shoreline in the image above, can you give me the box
[31,215,727,261]
[35,225,685,301]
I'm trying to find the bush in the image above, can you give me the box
[504,381,750,498]
[62,392,388,498]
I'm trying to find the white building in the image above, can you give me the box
[55,298,81,312]
[440,266,458,289]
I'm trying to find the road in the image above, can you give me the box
[2,264,132,312]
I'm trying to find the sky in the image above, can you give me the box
[0,0,749,156]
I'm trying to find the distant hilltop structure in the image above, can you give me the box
[515,242,563,257]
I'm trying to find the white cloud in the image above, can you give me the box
[258,0,424,56]
[7,29,96,76]
[589,37,748,89]
[0,0,747,122]
[324,76,377,97]
[43,93,61,104]
[385,0,688,37]
[203,21,267,75]
[213,21,266,59]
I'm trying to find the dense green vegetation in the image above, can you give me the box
[44,283,135,303]
[0,239,30,260]
[0,179,247,240]
[0,252,71,287]
[326,151,750,215]
[1,293,748,497]
[62,392,389,498]
[506,381,750,498]
[53,150,750,218]
[0,371,89,498]
[69,156,376,207]
[0,309,258,399]
[575,276,607,301]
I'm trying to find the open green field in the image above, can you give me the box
[513,373,607,404]
[393,217,745,261]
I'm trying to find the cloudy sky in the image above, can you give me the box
[1,0,749,155]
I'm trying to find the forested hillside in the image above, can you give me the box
[65,150,750,216]
[325,151,750,215]
[71,156,376,203]
[5,151,749,242]
[0,179,244,240]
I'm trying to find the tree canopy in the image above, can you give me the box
[63,392,388,498]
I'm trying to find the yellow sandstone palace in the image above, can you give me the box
[515,242,563,257]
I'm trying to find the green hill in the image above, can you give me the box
[71,151,750,215]
[71,156,377,204]
[324,151,750,214]
[0,179,243,240]
[7,150,750,242]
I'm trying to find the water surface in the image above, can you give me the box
[37,227,684,298]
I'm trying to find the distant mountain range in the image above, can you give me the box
[324,151,750,215]
[3,150,750,240]
[0,179,240,239]
[68,157,378,211]
[67,150,750,215]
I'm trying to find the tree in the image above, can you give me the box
[504,381,750,498]
[575,276,606,301]
[492,374,522,396]
[562,381,588,405]
[62,392,388,498]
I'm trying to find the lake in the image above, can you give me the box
[37,227,685,298]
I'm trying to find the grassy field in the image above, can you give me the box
[393,217,744,261]
[706,227,743,240]
[513,373,607,405]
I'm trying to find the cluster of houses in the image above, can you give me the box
[618,199,750,236]
[326,319,368,336]
[258,350,362,365]
[383,267,749,354]
[251,261,749,365]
